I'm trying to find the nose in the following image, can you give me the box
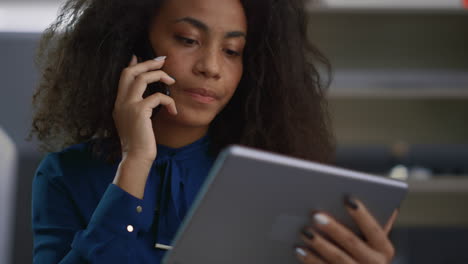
[193,46,221,80]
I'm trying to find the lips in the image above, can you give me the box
[183,88,220,101]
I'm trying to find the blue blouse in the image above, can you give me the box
[32,134,216,263]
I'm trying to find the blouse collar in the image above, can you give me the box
[155,133,211,162]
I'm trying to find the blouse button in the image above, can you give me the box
[127,225,134,232]
[136,206,143,213]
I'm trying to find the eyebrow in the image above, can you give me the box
[173,17,246,39]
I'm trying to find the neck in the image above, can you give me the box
[152,115,209,149]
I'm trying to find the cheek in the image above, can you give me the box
[225,64,243,96]
[161,51,190,77]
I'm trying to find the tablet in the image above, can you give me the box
[162,145,408,264]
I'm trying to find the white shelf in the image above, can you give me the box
[398,177,468,227]
[327,70,468,98]
[307,0,468,12]
[328,89,468,99]
[407,177,468,193]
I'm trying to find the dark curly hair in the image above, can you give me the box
[30,0,335,164]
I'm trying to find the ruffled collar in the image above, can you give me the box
[155,133,211,163]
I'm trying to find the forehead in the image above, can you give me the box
[157,0,247,32]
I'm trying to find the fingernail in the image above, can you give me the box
[295,247,307,257]
[165,76,176,83]
[301,228,315,240]
[169,75,176,81]
[154,56,166,61]
[344,195,359,210]
[313,213,329,225]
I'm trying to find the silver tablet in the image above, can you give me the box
[162,145,408,264]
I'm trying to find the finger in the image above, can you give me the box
[301,227,357,264]
[384,210,399,235]
[128,71,176,100]
[115,55,139,101]
[295,246,327,264]
[310,212,382,263]
[129,54,137,66]
[117,57,167,102]
[141,92,178,115]
[344,196,395,261]
[125,56,167,79]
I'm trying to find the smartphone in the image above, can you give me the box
[133,34,171,116]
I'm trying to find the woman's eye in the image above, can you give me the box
[225,49,241,57]
[175,35,198,46]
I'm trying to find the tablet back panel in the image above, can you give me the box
[163,145,407,264]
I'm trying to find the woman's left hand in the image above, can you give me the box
[295,196,398,264]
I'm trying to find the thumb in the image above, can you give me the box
[384,209,399,235]
[129,54,137,66]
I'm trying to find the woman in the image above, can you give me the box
[30,0,397,263]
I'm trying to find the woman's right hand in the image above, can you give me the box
[113,55,177,164]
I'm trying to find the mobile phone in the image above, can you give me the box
[133,34,171,116]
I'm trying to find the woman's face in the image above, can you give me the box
[148,0,247,127]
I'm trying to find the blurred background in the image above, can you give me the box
[1,0,467,263]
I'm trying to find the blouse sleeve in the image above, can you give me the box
[32,153,154,264]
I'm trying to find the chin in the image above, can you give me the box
[160,106,218,127]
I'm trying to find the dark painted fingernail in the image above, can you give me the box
[301,228,315,240]
[169,75,176,81]
[344,195,359,210]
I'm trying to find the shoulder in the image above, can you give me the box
[32,141,118,223]
[37,142,90,174]
[35,140,116,184]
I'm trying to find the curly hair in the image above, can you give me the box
[30,0,335,164]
